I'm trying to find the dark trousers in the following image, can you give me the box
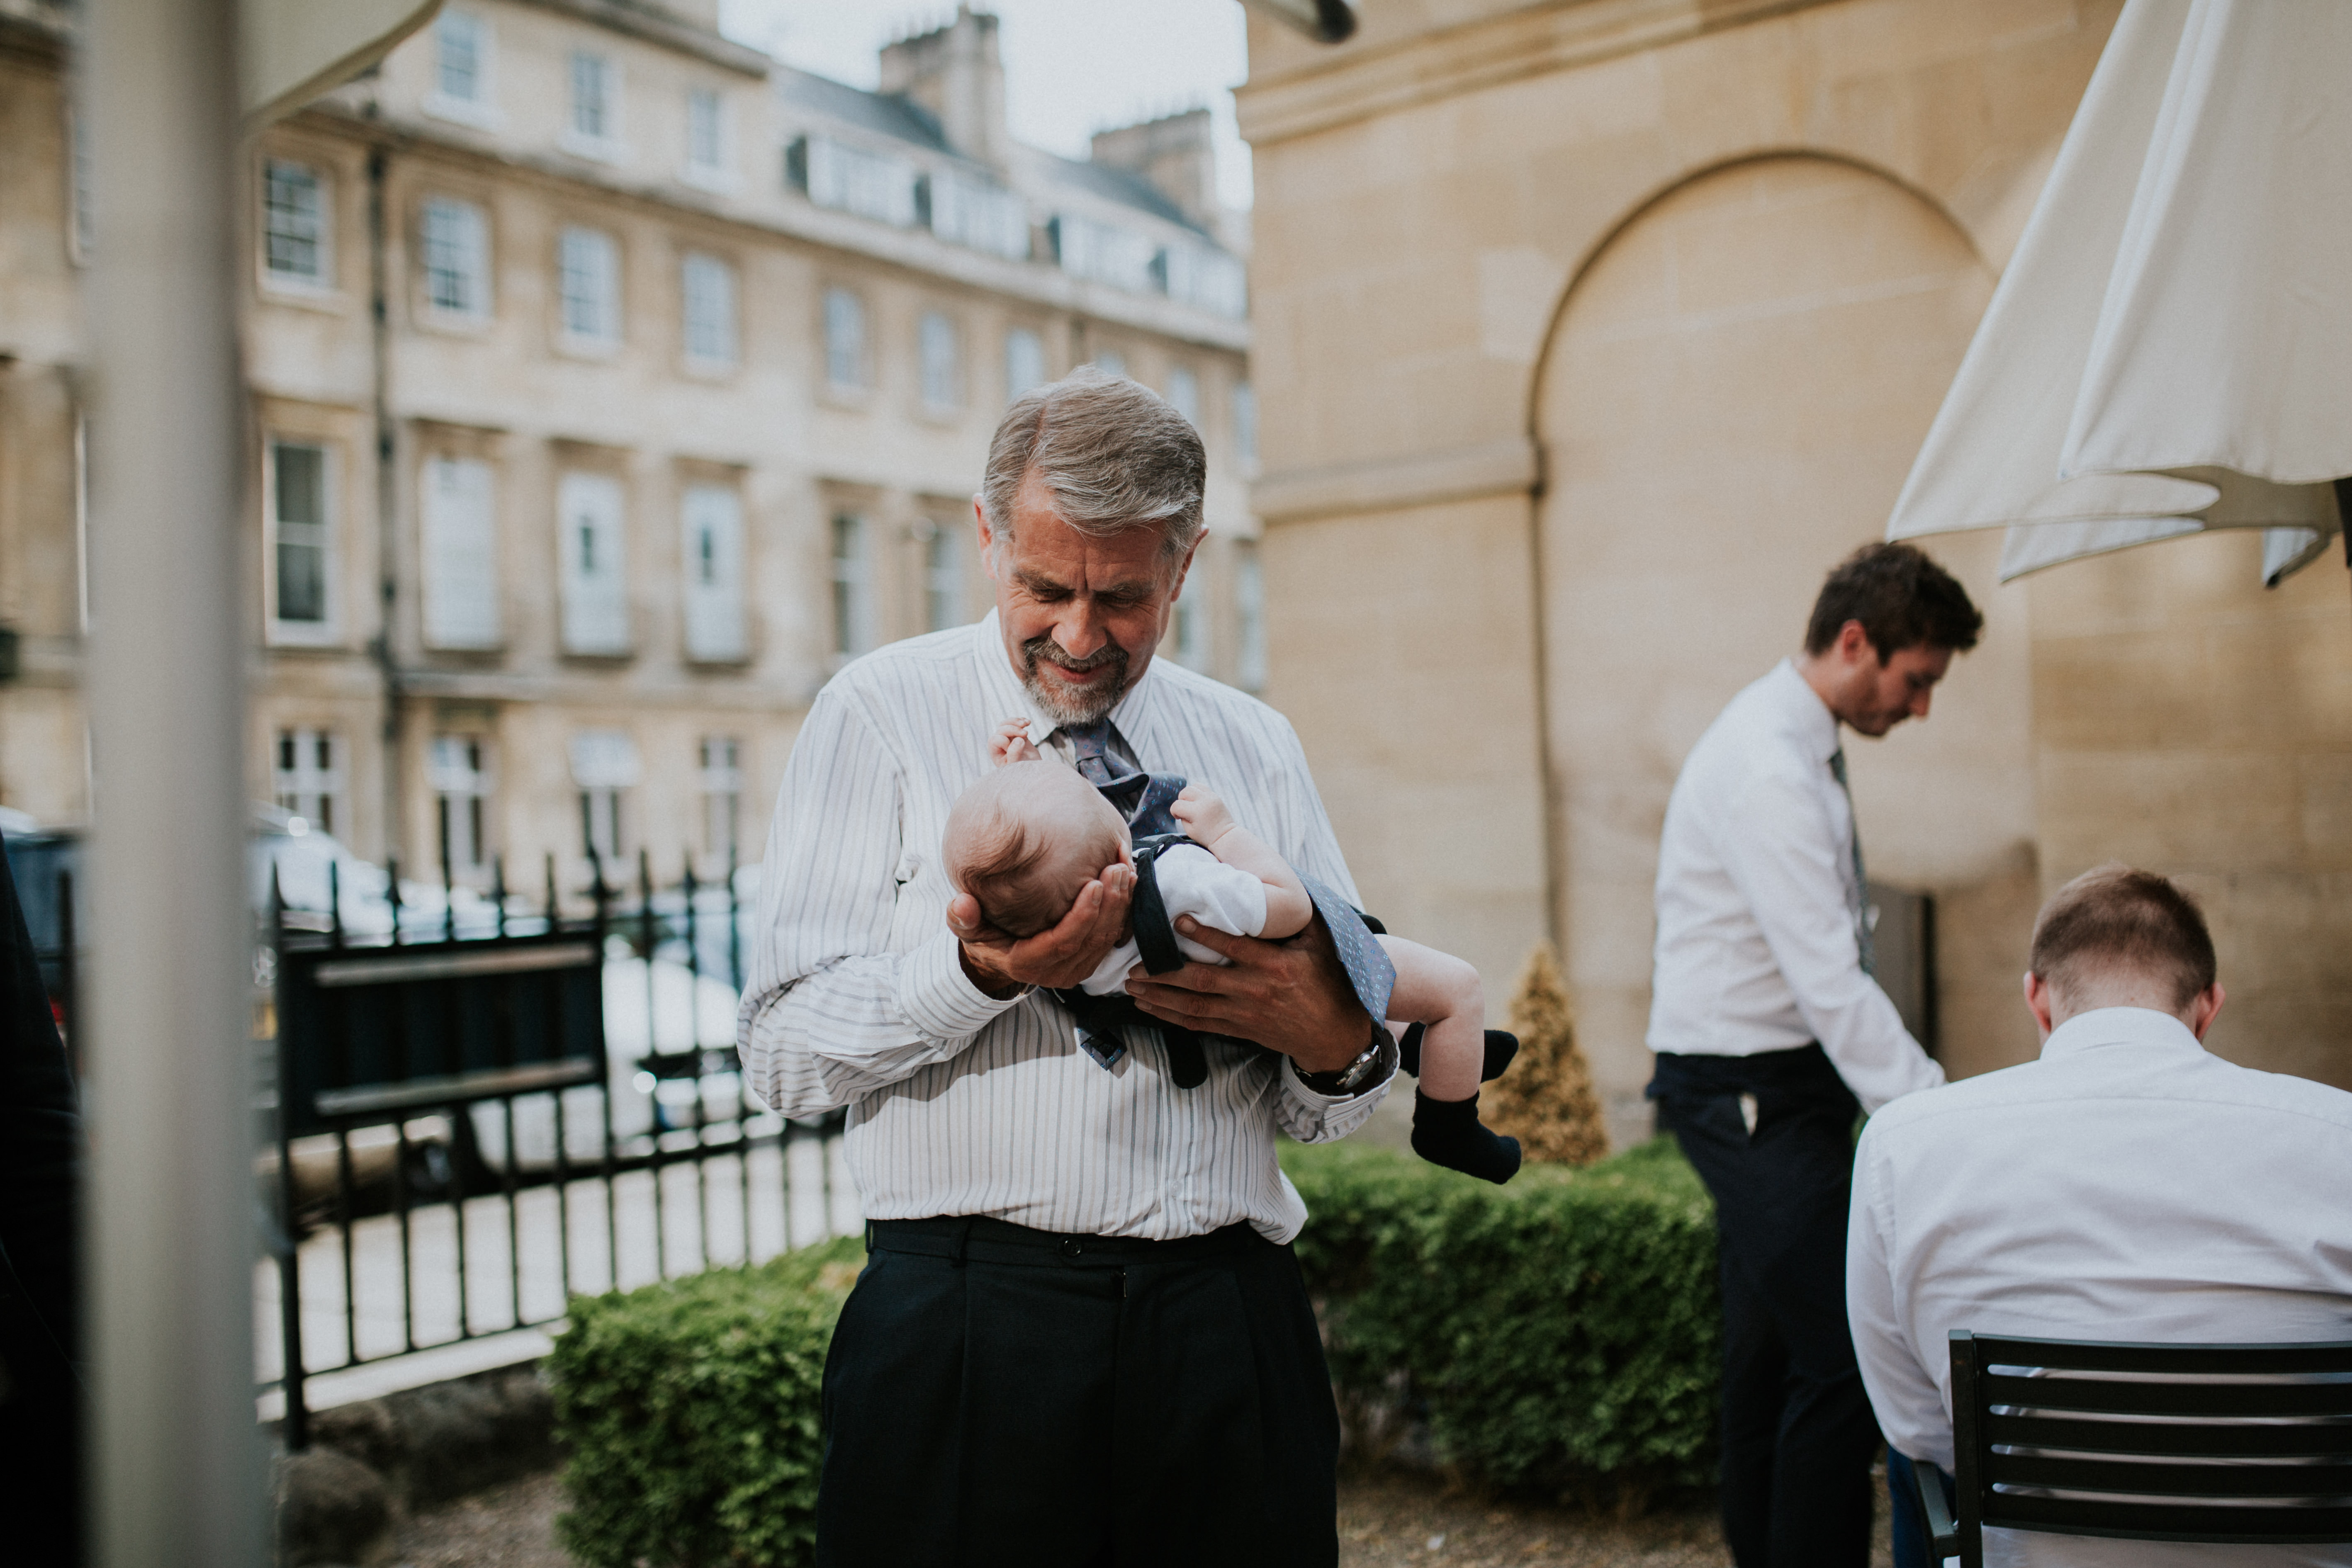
[816,1214,1341,1568]
[1888,1449,1956,1568]
[1653,1046,1881,1568]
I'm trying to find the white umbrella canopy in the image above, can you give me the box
[1885,0,2352,587]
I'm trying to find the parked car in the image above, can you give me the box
[464,952,761,1174]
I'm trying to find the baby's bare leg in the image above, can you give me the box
[1381,936,1485,1100]
[1381,936,1520,1184]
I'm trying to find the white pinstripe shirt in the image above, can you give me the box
[737,611,1392,1242]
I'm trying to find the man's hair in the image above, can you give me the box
[980,366,1205,565]
[2029,864,2217,1011]
[1803,542,1984,660]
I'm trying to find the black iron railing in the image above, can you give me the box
[260,847,850,1448]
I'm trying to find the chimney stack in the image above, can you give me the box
[879,6,1010,173]
[1089,108,1217,231]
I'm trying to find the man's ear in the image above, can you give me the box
[2186,982,2226,1043]
[2023,970,2057,1041]
[1838,618,1877,667]
[1167,534,1204,604]
[975,496,1001,582]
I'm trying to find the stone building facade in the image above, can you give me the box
[1238,0,2352,1142]
[0,0,1257,897]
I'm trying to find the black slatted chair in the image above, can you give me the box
[1918,1331,2352,1566]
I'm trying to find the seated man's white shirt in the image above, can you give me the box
[1848,1006,2352,1567]
[1647,659,1943,1112]
[737,610,1389,1245]
[1079,844,1268,996]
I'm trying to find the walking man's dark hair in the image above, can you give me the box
[1804,542,1983,661]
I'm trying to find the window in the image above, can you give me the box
[698,737,742,864]
[1173,587,1209,673]
[421,197,489,318]
[270,440,330,629]
[67,107,93,263]
[681,252,736,367]
[274,729,343,836]
[429,734,489,873]
[1235,540,1265,692]
[686,87,725,175]
[434,10,488,103]
[1158,242,1247,318]
[557,226,620,346]
[421,455,500,649]
[569,731,639,868]
[1004,327,1045,404]
[1050,213,1156,293]
[822,287,866,392]
[918,311,960,411]
[1092,348,1127,379]
[263,161,328,284]
[570,51,617,143]
[831,514,873,660]
[1233,381,1258,470]
[559,472,630,654]
[792,135,919,227]
[924,523,962,632]
[680,484,746,661]
[1165,366,1200,429]
[929,169,1028,259]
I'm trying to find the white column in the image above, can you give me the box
[83,0,264,1561]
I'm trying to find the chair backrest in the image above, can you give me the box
[1948,1331,2352,1566]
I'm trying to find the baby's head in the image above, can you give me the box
[943,761,1131,938]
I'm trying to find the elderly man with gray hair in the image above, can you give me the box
[739,368,1397,1567]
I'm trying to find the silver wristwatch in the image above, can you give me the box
[1295,1019,1391,1096]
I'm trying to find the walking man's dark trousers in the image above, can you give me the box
[1652,1043,1879,1568]
[817,1214,1340,1568]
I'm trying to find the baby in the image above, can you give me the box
[940,722,1521,1184]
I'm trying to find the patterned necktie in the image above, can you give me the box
[1060,720,1139,790]
[1828,747,1875,977]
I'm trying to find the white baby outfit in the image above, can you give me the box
[1077,843,1269,996]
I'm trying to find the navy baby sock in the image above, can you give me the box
[1410,1090,1522,1184]
[1398,1025,1520,1083]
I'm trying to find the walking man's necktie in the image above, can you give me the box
[1828,746,1875,977]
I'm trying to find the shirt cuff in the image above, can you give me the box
[897,928,1027,1043]
[1284,1030,1398,1109]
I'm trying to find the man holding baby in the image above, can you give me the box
[739,368,1396,1568]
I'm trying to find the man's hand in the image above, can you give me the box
[948,861,1136,997]
[1126,912,1374,1073]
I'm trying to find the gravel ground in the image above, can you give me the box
[392,1466,1895,1567]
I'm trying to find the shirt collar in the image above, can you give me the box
[969,608,1163,753]
[1767,657,1842,763]
[2039,1005,2208,1063]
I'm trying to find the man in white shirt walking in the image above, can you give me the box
[1648,542,1983,1566]
[1849,865,2352,1568]
[740,369,1398,1568]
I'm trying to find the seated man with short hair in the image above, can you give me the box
[1847,864,2352,1568]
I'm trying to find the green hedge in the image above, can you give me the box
[1282,1135,1720,1500]
[549,1233,865,1568]
[549,1138,1720,1562]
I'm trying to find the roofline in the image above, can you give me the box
[509,0,771,78]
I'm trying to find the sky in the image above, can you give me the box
[717,1,1256,209]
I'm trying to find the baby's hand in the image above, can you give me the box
[1170,785,1236,847]
[990,718,1042,766]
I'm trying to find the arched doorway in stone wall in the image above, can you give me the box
[1532,154,2041,1138]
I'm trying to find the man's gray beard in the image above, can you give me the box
[1019,635,1130,728]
